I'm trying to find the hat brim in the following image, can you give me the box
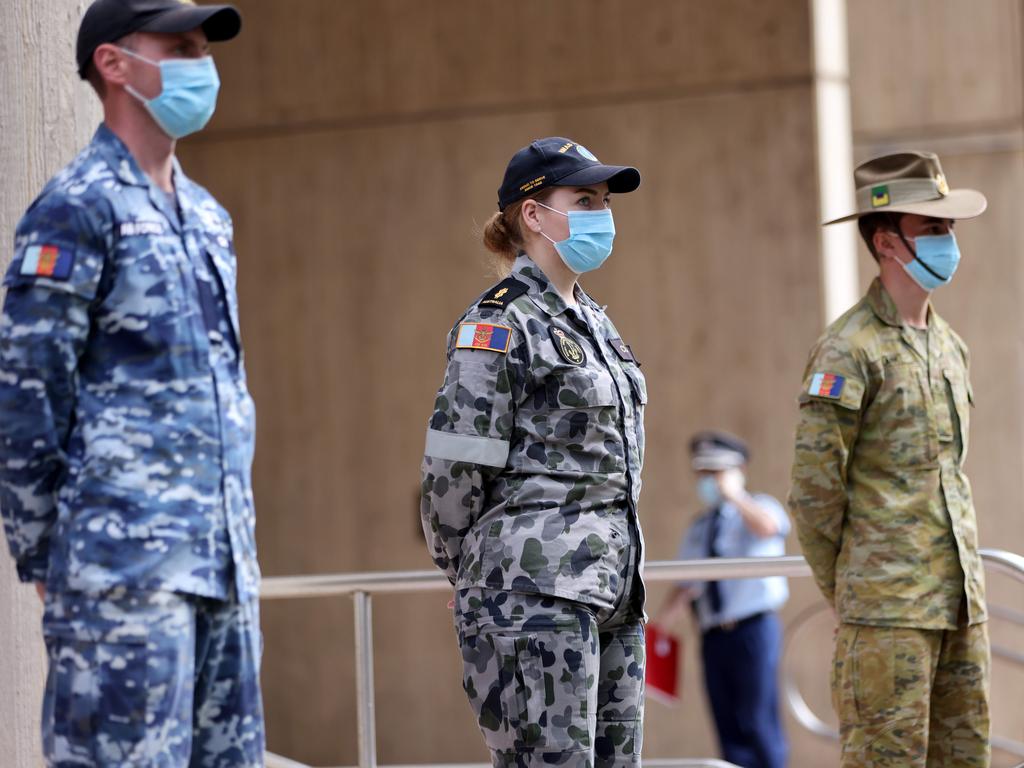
[557,164,641,194]
[138,5,241,42]
[824,188,987,225]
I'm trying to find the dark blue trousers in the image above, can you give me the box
[701,611,788,768]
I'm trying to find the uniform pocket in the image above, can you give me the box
[943,368,971,463]
[44,630,149,763]
[873,361,934,467]
[458,624,595,755]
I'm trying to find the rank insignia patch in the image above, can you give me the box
[20,244,73,280]
[549,326,586,366]
[808,372,845,399]
[479,277,528,310]
[456,322,512,353]
[610,337,638,364]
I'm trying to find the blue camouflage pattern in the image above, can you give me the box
[0,124,258,602]
[42,587,264,767]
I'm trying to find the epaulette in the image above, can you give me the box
[476,277,528,312]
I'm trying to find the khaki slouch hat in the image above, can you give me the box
[824,150,987,225]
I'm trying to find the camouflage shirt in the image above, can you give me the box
[0,124,259,601]
[788,278,985,629]
[420,254,648,613]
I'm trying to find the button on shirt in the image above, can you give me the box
[420,254,648,614]
[0,124,258,601]
[679,495,791,631]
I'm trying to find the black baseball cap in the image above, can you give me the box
[77,0,242,79]
[497,137,641,211]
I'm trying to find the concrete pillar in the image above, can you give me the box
[0,2,100,765]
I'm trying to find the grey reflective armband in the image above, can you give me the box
[424,429,509,468]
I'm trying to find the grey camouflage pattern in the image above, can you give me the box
[0,124,259,602]
[421,254,648,613]
[42,587,264,767]
[455,588,644,767]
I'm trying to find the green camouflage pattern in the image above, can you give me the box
[455,587,644,767]
[421,254,647,613]
[788,278,986,629]
[831,622,990,766]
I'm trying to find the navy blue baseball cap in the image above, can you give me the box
[77,0,242,78]
[497,137,641,211]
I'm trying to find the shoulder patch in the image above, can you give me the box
[478,277,528,311]
[549,326,586,366]
[19,244,74,280]
[808,372,845,399]
[456,322,512,353]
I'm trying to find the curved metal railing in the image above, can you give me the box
[780,549,1024,759]
[260,549,1024,768]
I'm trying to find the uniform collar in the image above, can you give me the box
[511,253,600,317]
[866,276,933,329]
[92,123,191,232]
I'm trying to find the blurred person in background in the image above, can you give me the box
[789,152,990,767]
[0,1,263,764]
[421,137,647,766]
[656,430,789,768]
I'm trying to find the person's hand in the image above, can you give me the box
[717,467,746,502]
[34,582,45,602]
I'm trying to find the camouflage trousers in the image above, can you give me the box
[831,622,990,767]
[454,588,645,768]
[41,587,265,767]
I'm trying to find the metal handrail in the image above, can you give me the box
[260,555,813,600]
[260,548,1024,768]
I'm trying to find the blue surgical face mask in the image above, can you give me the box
[897,231,961,292]
[120,48,221,139]
[536,201,616,274]
[696,475,721,507]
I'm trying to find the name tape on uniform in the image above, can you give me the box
[808,372,845,399]
[456,322,512,354]
[20,244,73,281]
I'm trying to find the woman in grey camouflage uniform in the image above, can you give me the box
[421,137,648,767]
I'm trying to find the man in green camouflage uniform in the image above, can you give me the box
[788,152,990,767]
[421,138,647,767]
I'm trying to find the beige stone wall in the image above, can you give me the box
[178,1,834,763]
[847,1,1024,761]
[0,2,102,766]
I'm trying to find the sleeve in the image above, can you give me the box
[675,517,706,594]
[755,494,791,538]
[0,194,106,582]
[786,338,866,607]
[419,318,526,584]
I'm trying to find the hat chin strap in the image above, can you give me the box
[888,215,948,282]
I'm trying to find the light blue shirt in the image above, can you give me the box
[678,493,790,631]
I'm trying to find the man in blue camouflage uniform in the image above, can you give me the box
[422,138,647,767]
[0,1,263,765]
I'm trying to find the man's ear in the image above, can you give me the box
[873,226,899,262]
[93,43,129,88]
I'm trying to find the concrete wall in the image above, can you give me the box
[179,0,836,763]
[846,1,1024,760]
[0,2,102,765]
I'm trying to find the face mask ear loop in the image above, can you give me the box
[888,214,947,282]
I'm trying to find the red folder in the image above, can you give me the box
[645,624,681,705]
